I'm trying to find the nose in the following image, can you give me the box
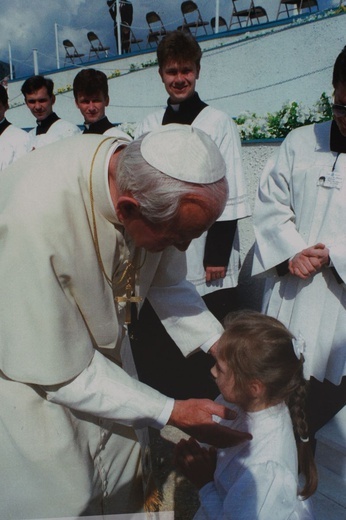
[174,72,185,83]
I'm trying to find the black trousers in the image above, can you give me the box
[130,288,240,400]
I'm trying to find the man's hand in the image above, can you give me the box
[174,437,217,489]
[205,266,227,283]
[288,243,329,279]
[168,399,252,448]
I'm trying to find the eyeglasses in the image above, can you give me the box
[332,103,346,117]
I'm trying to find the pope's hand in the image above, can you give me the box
[168,399,252,448]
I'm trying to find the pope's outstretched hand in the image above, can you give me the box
[168,399,252,448]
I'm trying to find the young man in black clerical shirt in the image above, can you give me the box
[21,75,81,149]
[132,31,250,400]
[73,68,129,138]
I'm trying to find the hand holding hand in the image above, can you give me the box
[289,243,329,279]
[168,399,252,448]
[174,437,217,489]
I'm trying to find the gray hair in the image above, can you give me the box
[115,135,228,223]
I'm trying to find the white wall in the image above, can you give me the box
[237,141,280,310]
[7,10,346,128]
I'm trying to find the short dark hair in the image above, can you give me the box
[333,46,346,88]
[157,30,202,69]
[73,68,109,99]
[0,85,9,107]
[21,75,54,98]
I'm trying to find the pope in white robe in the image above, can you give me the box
[0,129,244,519]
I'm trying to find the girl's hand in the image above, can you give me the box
[174,437,217,489]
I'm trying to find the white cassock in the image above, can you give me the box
[135,106,251,296]
[0,134,223,519]
[196,398,314,520]
[0,123,31,170]
[28,117,81,148]
[252,121,346,385]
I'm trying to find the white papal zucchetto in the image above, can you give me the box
[140,124,226,184]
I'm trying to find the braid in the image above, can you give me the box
[220,311,319,500]
[288,374,318,498]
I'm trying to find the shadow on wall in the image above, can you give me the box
[238,243,266,311]
[237,141,281,311]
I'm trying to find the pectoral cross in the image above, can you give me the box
[115,278,142,324]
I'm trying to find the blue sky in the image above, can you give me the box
[0,0,336,80]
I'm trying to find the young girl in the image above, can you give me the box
[175,311,318,520]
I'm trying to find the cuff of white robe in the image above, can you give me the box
[200,333,221,353]
[155,397,175,429]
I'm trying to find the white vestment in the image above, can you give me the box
[28,117,81,148]
[0,134,223,519]
[196,399,314,520]
[0,123,31,170]
[252,121,346,385]
[104,126,131,139]
[135,106,251,296]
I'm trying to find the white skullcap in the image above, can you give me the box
[140,124,226,184]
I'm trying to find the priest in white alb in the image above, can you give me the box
[252,45,346,451]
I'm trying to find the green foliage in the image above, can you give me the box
[234,93,333,140]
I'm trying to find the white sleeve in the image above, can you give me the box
[252,138,308,275]
[44,349,174,429]
[147,247,224,357]
[328,241,346,284]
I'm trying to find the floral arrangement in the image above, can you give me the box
[234,92,333,141]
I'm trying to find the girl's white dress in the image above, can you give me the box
[195,398,315,519]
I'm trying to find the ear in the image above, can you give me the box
[196,64,201,80]
[105,95,110,107]
[248,379,265,399]
[159,68,164,82]
[116,195,140,222]
[51,94,56,105]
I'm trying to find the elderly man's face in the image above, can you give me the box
[123,198,216,253]
[333,83,346,136]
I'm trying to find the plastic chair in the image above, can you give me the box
[146,11,167,48]
[229,0,268,29]
[276,0,319,19]
[63,39,85,66]
[210,16,229,33]
[178,1,209,36]
[87,32,110,60]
